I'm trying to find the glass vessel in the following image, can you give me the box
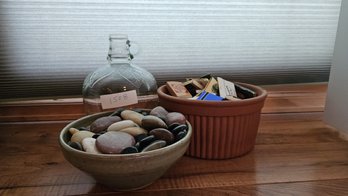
[82,34,158,114]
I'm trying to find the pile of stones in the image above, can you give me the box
[67,106,188,154]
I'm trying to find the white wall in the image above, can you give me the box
[324,0,348,134]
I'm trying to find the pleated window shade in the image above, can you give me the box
[0,0,341,99]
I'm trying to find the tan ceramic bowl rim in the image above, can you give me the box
[59,111,192,159]
[157,82,267,107]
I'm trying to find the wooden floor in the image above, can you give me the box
[1,83,348,195]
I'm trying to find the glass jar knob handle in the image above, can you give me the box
[127,40,140,60]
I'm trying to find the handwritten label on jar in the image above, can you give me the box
[100,90,138,109]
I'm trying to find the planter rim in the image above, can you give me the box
[157,82,267,107]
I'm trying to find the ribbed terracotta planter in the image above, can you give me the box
[157,82,267,159]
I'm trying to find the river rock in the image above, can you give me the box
[121,110,144,126]
[149,128,174,144]
[165,112,186,126]
[150,106,168,120]
[142,115,168,130]
[96,131,135,154]
[90,116,122,133]
[121,146,139,154]
[107,120,137,132]
[68,141,83,151]
[78,126,90,131]
[119,127,148,136]
[134,133,148,143]
[175,130,187,142]
[132,108,149,116]
[141,140,167,152]
[70,131,94,144]
[138,135,156,150]
[171,124,188,135]
[109,107,125,117]
[82,138,101,154]
[69,127,79,135]
[92,132,104,139]
[168,123,180,132]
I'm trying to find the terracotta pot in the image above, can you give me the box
[157,82,267,159]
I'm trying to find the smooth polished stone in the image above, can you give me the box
[168,123,180,132]
[120,110,144,126]
[121,146,139,154]
[90,116,122,133]
[171,124,188,135]
[165,112,186,126]
[119,127,148,136]
[107,120,137,132]
[78,126,90,131]
[96,131,135,154]
[133,108,144,114]
[134,133,148,143]
[132,109,149,116]
[134,142,141,150]
[138,135,156,150]
[70,131,94,144]
[109,107,125,117]
[92,133,103,139]
[69,127,79,135]
[141,115,168,131]
[141,111,149,116]
[150,106,168,120]
[82,138,101,154]
[141,140,167,152]
[149,128,174,144]
[175,130,187,142]
[68,141,83,151]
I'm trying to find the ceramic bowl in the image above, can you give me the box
[59,111,192,190]
[157,82,267,159]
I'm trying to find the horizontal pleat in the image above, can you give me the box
[0,0,341,99]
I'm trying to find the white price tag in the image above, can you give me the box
[100,90,138,109]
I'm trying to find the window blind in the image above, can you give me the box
[0,0,341,99]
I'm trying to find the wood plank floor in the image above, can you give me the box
[1,83,348,195]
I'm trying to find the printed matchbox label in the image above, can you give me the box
[100,90,138,109]
[217,77,237,98]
